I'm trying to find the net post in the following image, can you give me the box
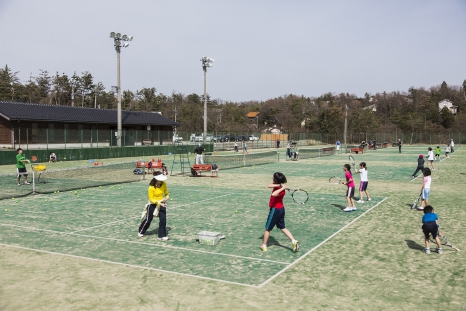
[32,171,36,193]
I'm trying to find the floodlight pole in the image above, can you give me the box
[110,32,133,147]
[344,104,349,147]
[201,56,214,143]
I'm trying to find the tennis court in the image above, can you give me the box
[0,178,386,287]
[0,145,464,310]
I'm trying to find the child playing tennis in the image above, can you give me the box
[355,162,371,203]
[445,144,450,158]
[411,155,424,179]
[435,146,441,161]
[426,147,435,170]
[342,164,356,212]
[419,168,431,210]
[261,172,299,253]
[421,205,442,254]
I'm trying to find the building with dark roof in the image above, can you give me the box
[0,101,179,147]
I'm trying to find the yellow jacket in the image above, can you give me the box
[148,183,169,205]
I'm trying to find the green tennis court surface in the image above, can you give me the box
[0,181,386,287]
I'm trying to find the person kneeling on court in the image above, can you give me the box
[261,172,299,253]
[138,172,170,241]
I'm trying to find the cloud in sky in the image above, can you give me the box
[1,0,466,102]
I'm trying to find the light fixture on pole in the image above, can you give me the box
[201,56,214,142]
[110,32,133,147]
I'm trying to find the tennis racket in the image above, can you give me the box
[411,192,422,209]
[286,188,309,204]
[329,176,342,185]
[349,155,355,167]
[431,234,460,251]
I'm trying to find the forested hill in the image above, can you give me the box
[1,65,464,134]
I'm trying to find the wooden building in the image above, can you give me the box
[0,101,179,148]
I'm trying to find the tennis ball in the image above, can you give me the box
[90,194,93,196]
[46,199,48,202]
[5,209,8,212]
[235,210,238,213]
[99,186,102,188]
[12,198,14,200]
[102,209,106,212]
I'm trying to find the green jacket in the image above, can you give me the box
[16,153,26,169]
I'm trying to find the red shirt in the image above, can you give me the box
[269,186,285,208]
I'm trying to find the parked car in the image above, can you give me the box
[235,135,248,142]
[205,134,213,142]
[213,135,223,142]
[194,135,203,142]
[248,135,259,141]
[172,135,182,143]
[221,134,236,142]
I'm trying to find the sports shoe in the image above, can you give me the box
[343,207,352,212]
[367,198,371,201]
[423,248,430,254]
[138,232,144,238]
[292,240,300,253]
[158,237,169,241]
[17,183,21,186]
[357,200,364,203]
[24,181,31,185]
[260,244,268,252]
[411,176,414,179]
[436,248,443,254]
[352,207,357,211]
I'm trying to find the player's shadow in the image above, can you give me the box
[146,226,172,236]
[405,239,424,251]
[331,204,346,210]
[258,236,293,251]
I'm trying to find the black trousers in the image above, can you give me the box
[412,166,424,177]
[139,204,167,238]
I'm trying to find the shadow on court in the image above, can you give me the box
[258,235,293,251]
[405,239,424,251]
[144,227,172,236]
[331,203,346,210]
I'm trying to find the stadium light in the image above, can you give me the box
[201,56,214,142]
[109,31,133,147]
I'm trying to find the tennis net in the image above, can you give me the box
[204,151,278,170]
[0,161,147,200]
[298,147,335,159]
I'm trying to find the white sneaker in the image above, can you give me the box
[24,181,31,185]
[158,237,169,241]
[138,232,143,238]
[352,207,357,211]
[343,207,352,212]
[367,198,371,201]
[357,200,364,203]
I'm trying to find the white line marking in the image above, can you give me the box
[0,223,289,265]
[0,243,260,288]
[257,197,389,288]
[69,216,140,234]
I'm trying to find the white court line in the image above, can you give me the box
[257,197,389,288]
[0,243,259,288]
[70,216,140,234]
[0,223,289,266]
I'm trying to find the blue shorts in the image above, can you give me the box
[422,188,430,200]
[359,181,368,191]
[265,207,285,231]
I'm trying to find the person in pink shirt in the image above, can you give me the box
[342,164,356,212]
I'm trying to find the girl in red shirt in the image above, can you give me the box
[261,172,299,253]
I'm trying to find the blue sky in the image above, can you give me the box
[1,0,465,102]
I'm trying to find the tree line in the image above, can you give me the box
[1,64,465,135]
